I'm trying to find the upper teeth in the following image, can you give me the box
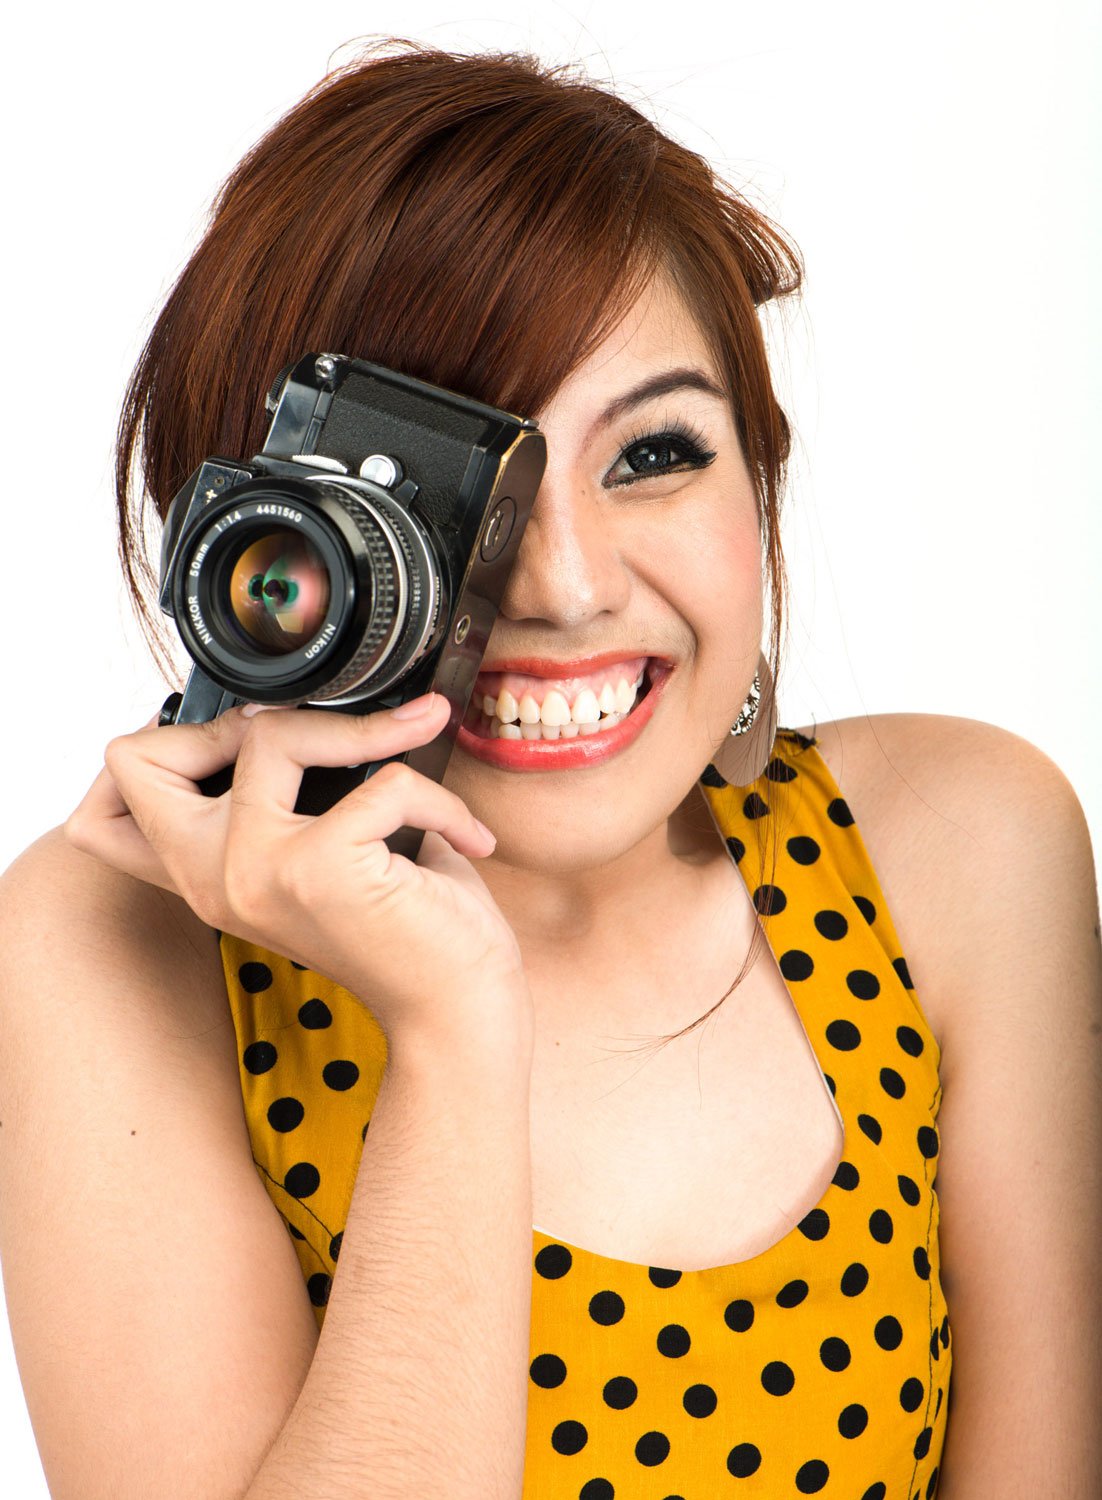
[483,673,643,726]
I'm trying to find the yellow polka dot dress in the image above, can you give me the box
[220,728,951,1498]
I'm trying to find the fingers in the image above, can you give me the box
[304,758,496,861]
[227,694,452,815]
[64,764,179,892]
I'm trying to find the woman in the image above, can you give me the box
[1,39,1097,1500]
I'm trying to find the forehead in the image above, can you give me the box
[538,271,720,420]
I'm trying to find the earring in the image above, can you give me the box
[708,651,778,786]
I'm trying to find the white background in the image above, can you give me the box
[2,1,1099,1492]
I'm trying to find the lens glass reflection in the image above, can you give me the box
[225,528,330,654]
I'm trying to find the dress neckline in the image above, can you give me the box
[531,728,851,1278]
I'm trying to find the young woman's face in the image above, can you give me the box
[442,270,765,874]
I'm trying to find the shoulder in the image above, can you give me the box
[0,826,230,1037]
[788,711,1097,1063]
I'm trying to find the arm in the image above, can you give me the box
[916,722,1102,1494]
[0,831,534,1500]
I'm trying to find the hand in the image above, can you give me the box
[63,695,532,1047]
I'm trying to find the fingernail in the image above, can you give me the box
[475,819,496,846]
[241,702,279,718]
[392,693,439,720]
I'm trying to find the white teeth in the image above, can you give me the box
[495,722,522,739]
[598,682,617,714]
[560,722,580,737]
[571,688,601,724]
[579,719,602,735]
[518,692,542,725]
[483,693,497,717]
[519,722,542,739]
[539,689,572,726]
[496,688,519,723]
[614,678,634,714]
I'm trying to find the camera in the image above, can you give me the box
[158,351,546,860]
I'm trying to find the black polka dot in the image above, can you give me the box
[776,1280,809,1308]
[649,1267,682,1289]
[823,1072,837,1096]
[287,1223,305,1241]
[284,1161,320,1198]
[743,792,770,820]
[820,1337,851,1371]
[798,1208,830,1241]
[914,1426,933,1460]
[657,1324,691,1358]
[700,763,727,788]
[579,1480,613,1500]
[753,883,787,915]
[765,756,798,783]
[838,1403,868,1437]
[841,1262,869,1297]
[918,1126,940,1159]
[329,1231,342,1261]
[941,1315,951,1348]
[589,1290,625,1326]
[727,1443,762,1477]
[725,835,746,863]
[298,998,333,1029]
[879,1067,906,1099]
[853,895,877,924]
[897,1173,920,1205]
[826,797,854,827]
[535,1244,572,1279]
[243,1040,277,1075]
[780,949,814,981]
[900,1377,925,1412]
[238,962,273,994]
[552,1419,588,1455]
[267,1097,304,1132]
[602,1375,637,1408]
[795,1458,829,1492]
[930,1327,942,1361]
[833,1161,860,1191]
[761,1360,795,1396]
[322,1059,360,1091]
[530,1354,567,1389]
[875,1315,903,1350]
[684,1383,718,1417]
[894,955,915,989]
[847,969,881,1000]
[289,960,307,971]
[814,909,849,940]
[725,1299,755,1333]
[926,1467,941,1498]
[826,1019,861,1051]
[861,1486,888,1500]
[307,1272,331,1306]
[361,1121,370,1141]
[787,835,821,865]
[858,1113,883,1144]
[914,1246,931,1280]
[869,1209,894,1244]
[635,1430,670,1466]
[896,1024,924,1057]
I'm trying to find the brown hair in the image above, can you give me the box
[116,37,804,1048]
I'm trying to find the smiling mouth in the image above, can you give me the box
[463,659,661,741]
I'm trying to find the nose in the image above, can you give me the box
[496,472,632,629]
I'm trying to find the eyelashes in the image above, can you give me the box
[607,419,718,487]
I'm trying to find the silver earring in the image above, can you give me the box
[730,673,761,736]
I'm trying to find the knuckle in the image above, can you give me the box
[370,760,413,794]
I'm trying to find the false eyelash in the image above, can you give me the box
[612,418,717,483]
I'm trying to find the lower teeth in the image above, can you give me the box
[483,711,625,741]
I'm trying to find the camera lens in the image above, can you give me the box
[224,529,332,655]
[172,475,445,704]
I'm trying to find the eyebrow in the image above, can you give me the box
[596,367,729,430]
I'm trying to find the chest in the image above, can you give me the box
[528,941,849,1272]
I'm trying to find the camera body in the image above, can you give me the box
[158,352,546,860]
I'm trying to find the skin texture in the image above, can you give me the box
[441,270,767,1031]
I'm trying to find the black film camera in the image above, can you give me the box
[158,352,546,860]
